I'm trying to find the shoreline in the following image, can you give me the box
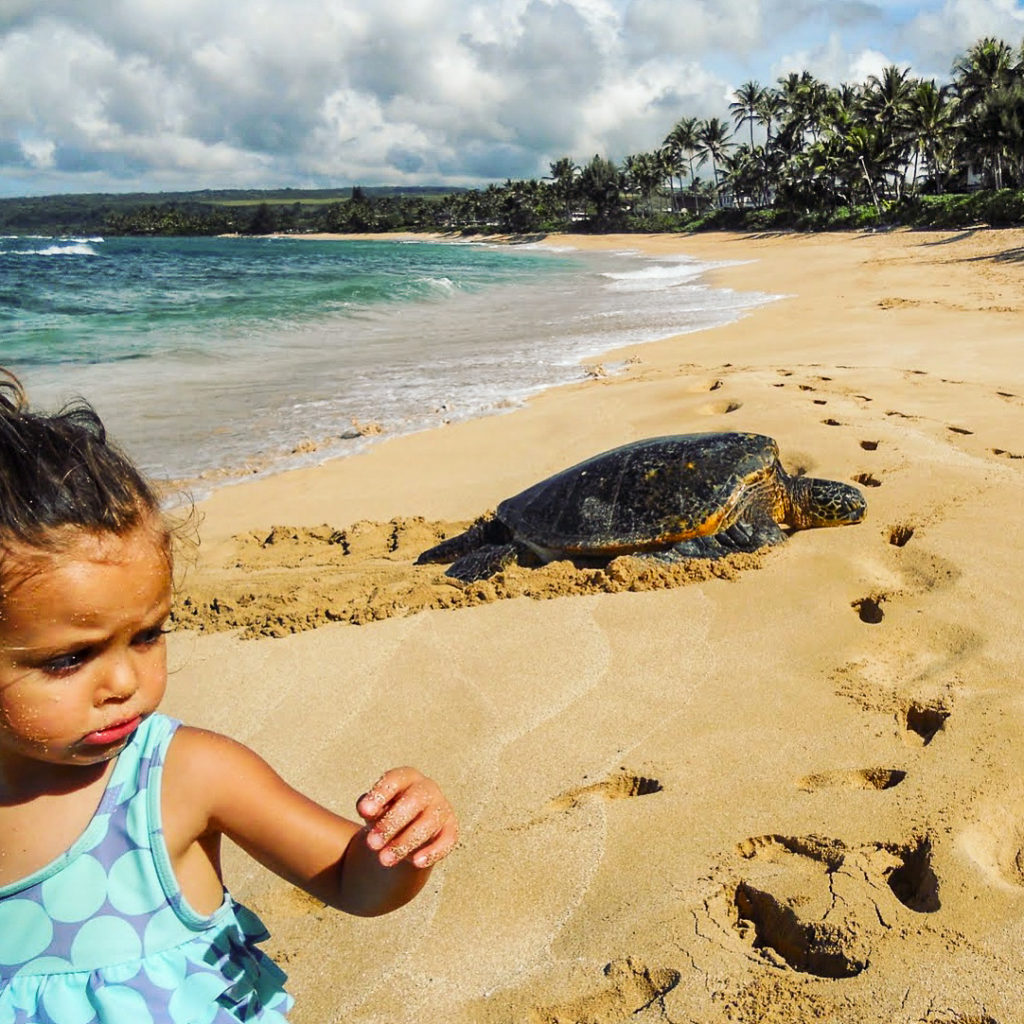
[158,232,770,504]
[191,226,1024,540]
[161,230,772,513]
[167,227,1024,1023]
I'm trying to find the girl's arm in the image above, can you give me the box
[162,726,458,917]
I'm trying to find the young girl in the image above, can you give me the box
[0,369,458,1023]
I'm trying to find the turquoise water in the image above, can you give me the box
[2,235,576,366]
[1,234,775,491]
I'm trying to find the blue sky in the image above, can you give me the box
[0,0,1022,197]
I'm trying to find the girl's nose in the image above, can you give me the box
[97,657,138,702]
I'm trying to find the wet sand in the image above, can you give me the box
[165,228,1024,1023]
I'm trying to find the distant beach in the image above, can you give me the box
[163,227,1024,1023]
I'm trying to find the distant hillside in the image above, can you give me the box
[0,186,467,235]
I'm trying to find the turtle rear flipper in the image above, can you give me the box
[416,516,510,565]
[446,543,519,582]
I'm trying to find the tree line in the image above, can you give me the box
[6,35,1024,237]
[433,34,1024,233]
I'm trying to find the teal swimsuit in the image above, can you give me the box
[0,714,294,1023]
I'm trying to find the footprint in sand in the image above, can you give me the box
[886,527,960,592]
[889,523,915,546]
[852,593,886,624]
[724,833,941,979]
[860,439,879,451]
[880,836,941,911]
[729,835,867,980]
[699,399,743,415]
[990,447,1024,460]
[527,958,680,1024]
[853,472,881,488]
[838,681,952,748]
[547,770,664,812]
[822,418,842,427]
[947,425,974,436]
[796,768,906,792]
[686,376,725,393]
[899,698,951,746]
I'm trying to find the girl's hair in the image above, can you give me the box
[0,368,164,555]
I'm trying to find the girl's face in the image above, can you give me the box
[0,524,172,779]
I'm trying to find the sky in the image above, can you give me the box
[0,0,1023,197]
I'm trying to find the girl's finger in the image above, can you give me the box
[410,820,459,869]
[356,769,408,820]
[377,811,457,867]
[365,790,426,849]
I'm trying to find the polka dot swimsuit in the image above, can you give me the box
[0,714,293,1023]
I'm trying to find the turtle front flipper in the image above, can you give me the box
[446,543,519,582]
[653,516,786,561]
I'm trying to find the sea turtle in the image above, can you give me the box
[416,432,866,582]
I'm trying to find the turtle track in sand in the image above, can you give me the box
[170,518,762,639]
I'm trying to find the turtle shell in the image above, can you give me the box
[496,432,781,557]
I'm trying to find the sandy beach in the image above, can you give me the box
[164,227,1024,1023]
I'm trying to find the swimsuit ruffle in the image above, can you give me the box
[0,902,292,1024]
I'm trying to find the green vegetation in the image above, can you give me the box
[0,186,464,236]
[4,36,1024,236]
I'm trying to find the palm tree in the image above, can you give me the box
[776,71,830,143]
[842,125,887,211]
[665,117,702,180]
[730,81,767,149]
[547,157,579,223]
[861,65,917,197]
[961,82,1024,188]
[695,117,734,205]
[904,80,958,192]
[952,37,1018,113]
[720,144,769,208]
[623,152,666,216]
[756,89,787,145]
[952,37,1023,187]
[579,154,625,225]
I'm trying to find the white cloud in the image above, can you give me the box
[0,0,1022,195]
[19,136,55,168]
[773,32,896,85]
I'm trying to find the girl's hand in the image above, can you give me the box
[356,767,458,869]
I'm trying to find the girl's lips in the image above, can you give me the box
[82,716,141,746]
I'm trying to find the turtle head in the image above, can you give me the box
[785,476,867,529]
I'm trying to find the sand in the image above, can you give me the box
[163,227,1024,1023]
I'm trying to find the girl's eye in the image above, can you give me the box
[134,624,169,648]
[41,650,90,676]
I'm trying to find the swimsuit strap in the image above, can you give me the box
[0,714,186,978]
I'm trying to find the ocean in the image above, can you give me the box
[1,234,776,495]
